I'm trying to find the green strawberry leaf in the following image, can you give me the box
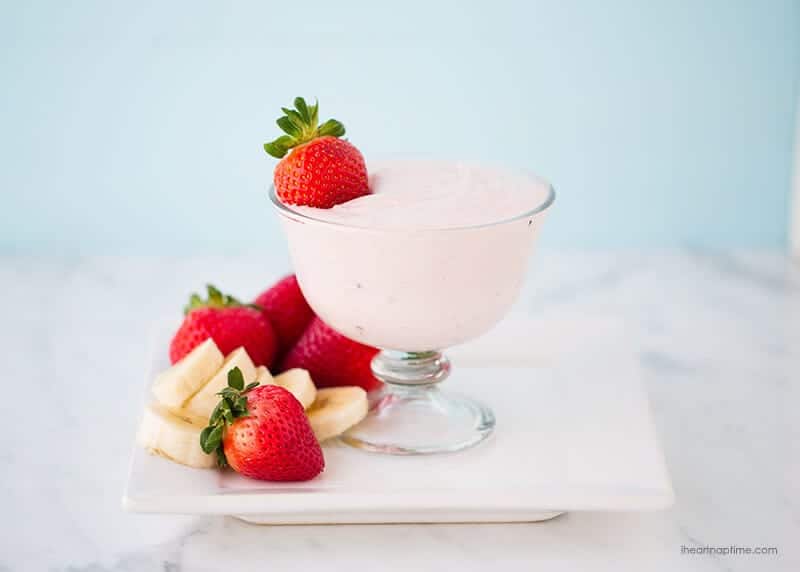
[264,141,287,159]
[282,108,306,130]
[206,284,223,302]
[222,407,234,424]
[183,293,205,314]
[264,135,295,159]
[294,97,310,122]
[199,426,216,454]
[216,448,228,469]
[209,401,225,425]
[228,367,244,390]
[277,116,300,138]
[309,100,319,129]
[318,119,345,138]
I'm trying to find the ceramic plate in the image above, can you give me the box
[123,317,674,524]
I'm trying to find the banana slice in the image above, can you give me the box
[271,368,317,410]
[254,365,274,385]
[136,403,215,469]
[182,347,257,420]
[307,387,368,442]
[253,366,316,409]
[151,338,223,410]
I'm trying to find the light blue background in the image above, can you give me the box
[1,0,798,254]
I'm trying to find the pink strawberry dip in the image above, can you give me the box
[274,160,554,351]
[291,160,552,230]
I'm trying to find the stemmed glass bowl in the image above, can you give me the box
[269,162,554,455]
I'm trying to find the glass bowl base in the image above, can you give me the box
[339,385,496,455]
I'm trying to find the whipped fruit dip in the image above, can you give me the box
[292,161,552,230]
[274,160,554,351]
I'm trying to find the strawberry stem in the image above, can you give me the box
[184,284,261,315]
[263,97,345,159]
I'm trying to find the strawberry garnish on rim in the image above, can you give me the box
[264,97,370,209]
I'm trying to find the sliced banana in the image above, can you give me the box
[182,347,257,420]
[254,365,274,385]
[271,368,317,410]
[151,338,223,410]
[136,403,215,469]
[253,366,317,409]
[307,386,368,442]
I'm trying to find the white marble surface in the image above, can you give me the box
[1,250,797,571]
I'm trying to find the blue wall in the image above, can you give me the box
[1,0,798,253]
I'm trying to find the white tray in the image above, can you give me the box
[123,316,674,524]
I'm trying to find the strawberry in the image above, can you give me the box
[200,367,324,482]
[254,275,315,355]
[281,317,382,391]
[169,285,277,368]
[264,97,369,208]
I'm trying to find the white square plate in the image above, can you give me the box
[123,316,674,524]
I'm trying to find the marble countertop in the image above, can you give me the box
[1,250,797,571]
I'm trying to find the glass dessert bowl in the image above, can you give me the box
[269,160,555,455]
